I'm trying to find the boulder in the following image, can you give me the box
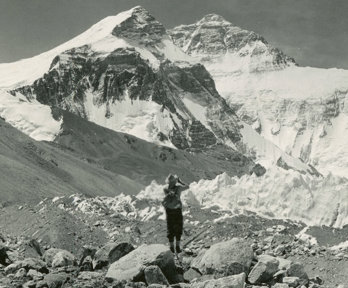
[191,238,253,276]
[14,267,27,279]
[184,268,201,282]
[272,284,289,288]
[248,255,279,284]
[277,257,292,271]
[4,262,21,274]
[5,258,48,274]
[80,255,93,271]
[149,250,180,284]
[77,271,103,280]
[283,276,299,287]
[287,263,308,285]
[23,280,37,288]
[106,244,177,283]
[144,265,169,286]
[252,163,266,177]
[6,249,20,263]
[79,245,97,266]
[170,284,191,288]
[27,269,44,280]
[125,282,147,288]
[43,248,64,266]
[21,239,43,258]
[0,244,10,266]
[37,273,69,288]
[190,273,246,288]
[93,242,134,269]
[21,257,48,273]
[51,250,76,268]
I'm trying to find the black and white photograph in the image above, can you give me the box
[0,0,347,287]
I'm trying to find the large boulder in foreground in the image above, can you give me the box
[248,254,279,284]
[144,265,169,286]
[191,238,254,276]
[93,242,134,270]
[190,273,246,288]
[106,244,178,283]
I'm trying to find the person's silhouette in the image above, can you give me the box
[162,174,189,253]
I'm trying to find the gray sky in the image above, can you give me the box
[0,0,348,69]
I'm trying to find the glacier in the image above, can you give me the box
[138,168,348,228]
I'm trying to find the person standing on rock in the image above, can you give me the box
[162,174,189,254]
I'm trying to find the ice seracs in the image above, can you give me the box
[138,167,348,228]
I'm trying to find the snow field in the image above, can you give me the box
[0,90,62,141]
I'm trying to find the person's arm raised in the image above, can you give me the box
[177,178,189,193]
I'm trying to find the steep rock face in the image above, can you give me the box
[170,14,348,177]
[16,45,242,151]
[169,14,295,73]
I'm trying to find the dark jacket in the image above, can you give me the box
[162,183,188,209]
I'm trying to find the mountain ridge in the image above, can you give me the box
[169,13,296,72]
[170,14,348,177]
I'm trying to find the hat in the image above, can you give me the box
[165,174,178,185]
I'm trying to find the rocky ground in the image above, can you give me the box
[0,196,347,288]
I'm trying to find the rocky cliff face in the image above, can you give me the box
[15,45,241,151]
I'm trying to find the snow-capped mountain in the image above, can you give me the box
[169,14,295,73]
[0,6,189,90]
[0,6,316,175]
[7,6,243,151]
[170,15,348,177]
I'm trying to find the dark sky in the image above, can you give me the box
[1,0,348,69]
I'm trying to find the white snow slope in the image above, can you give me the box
[171,16,348,177]
[211,64,348,177]
[0,90,62,141]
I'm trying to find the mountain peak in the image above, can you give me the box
[130,5,150,14]
[197,14,230,25]
[111,5,166,46]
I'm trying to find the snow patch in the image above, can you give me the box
[84,90,176,148]
[0,90,62,141]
